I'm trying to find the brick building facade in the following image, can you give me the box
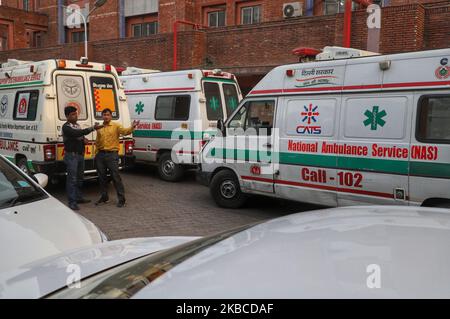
[0,0,449,92]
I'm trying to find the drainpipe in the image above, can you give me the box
[306,0,314,16]
[119,0,125,38]
[173,20,206,71]
[58,0,65,44]
[343,0,373,48]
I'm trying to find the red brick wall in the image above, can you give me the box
[206,14,338,69]
[424,5,450,50]
[379,4,426,53]
[0,5,48,49]
[88,0,120,42]
[90,30,206,71]
[0,3,448,76]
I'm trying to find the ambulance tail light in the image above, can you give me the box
[125,140,133,155]
[286,69,295,77]
[105,64,112,72]
[57,60,66,69]
[188,73,194,79]
[43,145,56,161]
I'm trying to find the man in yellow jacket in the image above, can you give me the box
[95,108,139,207]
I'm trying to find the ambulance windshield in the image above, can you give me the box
[223,83,239,117]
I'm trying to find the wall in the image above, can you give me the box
[0,3,447,77]
[0,5,48,49]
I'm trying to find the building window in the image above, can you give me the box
[72,31,87,43]
[23,0,29,11]
[0,24,9,51]
[324,0,357,15]
[241,5,261,25]
[132,22,158,37]
[208,10,225,28]
[26,30,43,48]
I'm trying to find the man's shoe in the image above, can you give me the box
[95,197,109,206]
[117,200,126,208]
[69,204,80,211]
[77,198,91,204]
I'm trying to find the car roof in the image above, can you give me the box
[133,206,450,299]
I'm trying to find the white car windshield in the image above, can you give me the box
[0,158,47,209]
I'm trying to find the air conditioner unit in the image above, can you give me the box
[283,2,303,18]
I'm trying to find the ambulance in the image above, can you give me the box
[120,68,242,181]
[0,58,134,182]
[198,47,450,208]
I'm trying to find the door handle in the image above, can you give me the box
[263,143,272,148]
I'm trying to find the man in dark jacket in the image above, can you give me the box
[62,106,102,210]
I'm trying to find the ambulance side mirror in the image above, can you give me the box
[217,118,226,137]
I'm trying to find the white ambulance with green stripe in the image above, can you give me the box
[198,47,450,208]
[120,68,242,181]
[0,58,134,182]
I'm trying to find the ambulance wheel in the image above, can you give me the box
[157,152,184,182]
[210,170,247,209]
[17,157,30,175]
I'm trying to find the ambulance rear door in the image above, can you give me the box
[54,71,95,161]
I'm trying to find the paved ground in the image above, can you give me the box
[50,164,321,240]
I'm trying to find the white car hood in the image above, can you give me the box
[0,197,103,274]
[0,236,198,299]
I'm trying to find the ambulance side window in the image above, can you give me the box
[228,100,275,135]
[13,90,39,121]
[246,100,275,135]
[417,95,450,143]
[204,82,224,121]
[155,95,190,121]
[228,103,248,131]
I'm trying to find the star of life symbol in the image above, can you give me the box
[209,96,220,111]
[135,101,144,115]
[363,106,386,130]
[301,104,319,124]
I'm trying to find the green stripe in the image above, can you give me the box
[209,148,272,162]
[337,156,409,175]
[0,81,44,89]
[410,161,450,178]
[280,152,336,168]
[207,148,450,177]
[203,77,236,84]
[133,129,217,139]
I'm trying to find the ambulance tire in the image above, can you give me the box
[17,157,30,176]
[157,152,184,182]
[210,170,247,209]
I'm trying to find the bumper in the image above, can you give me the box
[31,161,58,176]
[196,165,212,186]
[123,155,135,168]
[32,155,135,178]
